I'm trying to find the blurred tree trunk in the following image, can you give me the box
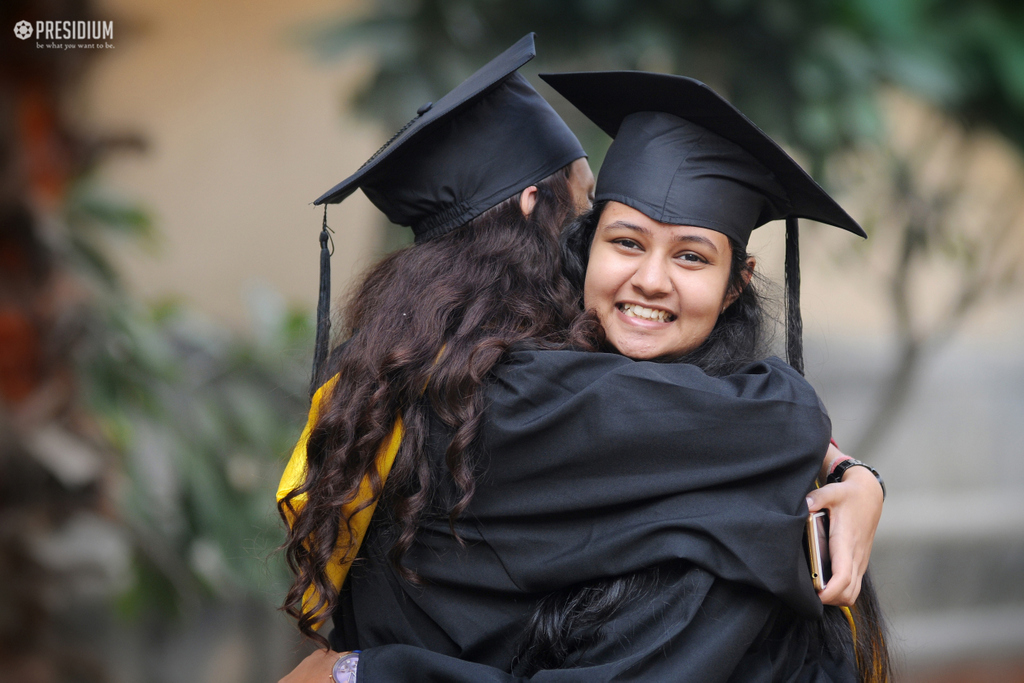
[840,91,1024,458]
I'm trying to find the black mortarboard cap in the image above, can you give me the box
[314,33,585,241]
[539,70,864,247]
[308,35,585,394]
[540,71,866,374]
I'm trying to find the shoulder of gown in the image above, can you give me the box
[459,350,830,616]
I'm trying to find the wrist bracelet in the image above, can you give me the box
[826,458,886,501]
[331,651,359,683]
[827,454,853,477]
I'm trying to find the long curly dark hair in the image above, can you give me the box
[518,201,892,682]
[278,164,590,645]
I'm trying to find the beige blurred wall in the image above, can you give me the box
[83,0,384,328]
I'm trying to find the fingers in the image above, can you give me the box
[819,545,862,606]
[818,534,860,606]
[819,570,862,606]
[815,489,868,606]
[806,484,838,513]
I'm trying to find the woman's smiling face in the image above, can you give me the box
[583,201,740,360]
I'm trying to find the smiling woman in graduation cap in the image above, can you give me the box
[277,40,887,683]
[530,70,892,682]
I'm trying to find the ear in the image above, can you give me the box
[519,185,539,217]
[723,256,756,311]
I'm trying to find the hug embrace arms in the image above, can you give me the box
[323,350,839,682]
[477,351,829,613]
[278,34,889,683]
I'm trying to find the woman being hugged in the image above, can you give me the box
[506,70,890,681]
[279,41,887,683]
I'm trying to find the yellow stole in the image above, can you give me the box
[276,374,403,629]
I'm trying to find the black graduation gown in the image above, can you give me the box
[327,350,853,681]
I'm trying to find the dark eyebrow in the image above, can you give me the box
[600,220,652,236]
[601,221,720,254]
[672,234,720,253]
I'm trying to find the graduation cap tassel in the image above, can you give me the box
[311,205,332,398]
[785,216,804,376]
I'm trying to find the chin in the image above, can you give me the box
[607,337,662,361]
[607,332,702,361]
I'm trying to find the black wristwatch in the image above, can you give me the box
[332,652,359,683]
[827,458,886,500]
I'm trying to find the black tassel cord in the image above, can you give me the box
[311,205,333,397]
[785,216,804,376]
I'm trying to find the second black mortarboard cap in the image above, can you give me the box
[539,70,865,247]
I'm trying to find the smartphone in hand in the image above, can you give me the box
[806,510,831,591]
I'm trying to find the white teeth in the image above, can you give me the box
[621,303,672,322]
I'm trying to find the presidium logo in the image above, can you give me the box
[13,19,114,48]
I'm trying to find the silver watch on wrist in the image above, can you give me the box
[331,652,359,683]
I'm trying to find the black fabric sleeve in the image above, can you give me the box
[454,351,830,617]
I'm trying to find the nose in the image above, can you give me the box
[629,254,672,299]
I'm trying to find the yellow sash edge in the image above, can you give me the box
[840,605,857,643]
[277,373,404,629]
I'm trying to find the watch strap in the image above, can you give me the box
[826,458,886,500]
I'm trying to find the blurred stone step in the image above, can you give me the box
[867,489,1024,614]
[875,490,1024,543]
[889,605,1024,668]
[871,537,1024,615]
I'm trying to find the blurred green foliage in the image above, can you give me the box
[63,183,312,616]
[306,0,1024,169]
[64,185,156,291]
